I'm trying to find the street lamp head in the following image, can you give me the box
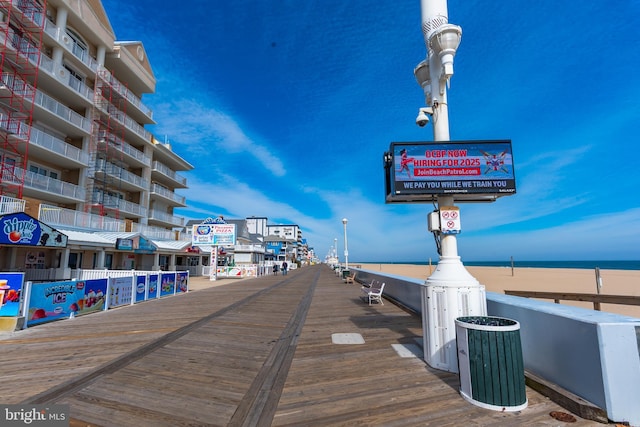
[414,59,432,105]
[429,24,462,79]
[342,218,348,225]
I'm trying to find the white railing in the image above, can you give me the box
[30,126,89,165]
[150,183,186,205]
[98,67,153,119]
[148,209,184,227]
[39,204,128,231]
[44,20,99,73]
[100,198,146,218]
[96,162,148,189]
[10,167,85,200]
[0,195,26,215]
[132,223,178,240]
[96,130,151,166]
[70,269,162,281]
[234,244,266,253]
[34,88,91,132]
[152,161,187,186]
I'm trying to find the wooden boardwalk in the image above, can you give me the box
[0,265,602,426]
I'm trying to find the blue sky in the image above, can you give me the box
[102,0,640,262]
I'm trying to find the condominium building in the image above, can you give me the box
[0,0,199,281]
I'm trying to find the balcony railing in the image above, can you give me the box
[15,0,45,27]
[96,95,153,144]
[30,126,89,165]
[149,209,184,227]
[43,20,99,73]
[98,67,153,119]
[39,204,127,231]
[152,161,187,187]
[132,223,182,241]
[0,112,89,165]
[96,130,151,166]
[123,114,153,142]
[150,183,186,206]
[5,167,85,201]
[37,53,94,102]
[0,195,26,215]
[34,87,92,133]
[96,196,147,218]
[234,244,266,253]
[95,162,148,190]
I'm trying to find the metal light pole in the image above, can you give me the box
[342,218,349,271]
[415,0,486,373]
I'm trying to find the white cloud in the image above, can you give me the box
[152,99,286,177]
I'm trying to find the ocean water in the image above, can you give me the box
[382,260,640,271]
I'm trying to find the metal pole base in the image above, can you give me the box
[422,256,487,373]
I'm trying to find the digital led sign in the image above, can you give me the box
[384,140,516,203]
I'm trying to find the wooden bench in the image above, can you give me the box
[345,272,356,284]
[361,281,385,305]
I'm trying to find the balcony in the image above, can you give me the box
[149,209,184,227]
[92,162,149,191]
[39,204,127,231]
[0,113,89,167]
[37,53,94,104]
[151,161,187,188]
[14,0,45,27]
[29,126,89,166]
[98,67,153,122]
[33,86,92,135]
[234,244,266,254]
[43,20,98,75]
[6,167,85,203]
[95,95,153,145]
[93,195,147,218]
[96,130,151,167]
[150,183,186,206]
[132,223,181,241]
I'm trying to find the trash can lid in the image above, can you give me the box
[455,316,520,331]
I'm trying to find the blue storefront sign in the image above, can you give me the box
[0,212,67,247]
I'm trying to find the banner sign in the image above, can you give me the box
[135,275,148,303]
[148,274,159,299]
[159,273,176,297]
[109,276,133,308]
[0,272,24,317]
[385,140,516,203]
[0,212,67,247]
[27,278,107,327]
[176,272,189,293]
[192,223,237,246]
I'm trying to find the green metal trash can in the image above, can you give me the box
[341,269,351,279]
[455,316,528,411]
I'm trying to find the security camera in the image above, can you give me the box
[416,111,429,127]
[416,107,433,127]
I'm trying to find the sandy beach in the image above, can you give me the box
[357,263,640,318]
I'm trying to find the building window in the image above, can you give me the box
[65,28,88,61]
[29,163,59,179]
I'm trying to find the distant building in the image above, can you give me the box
[185,217,306,266]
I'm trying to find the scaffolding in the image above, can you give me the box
[0,0,46,198]
[87,68,126,218]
